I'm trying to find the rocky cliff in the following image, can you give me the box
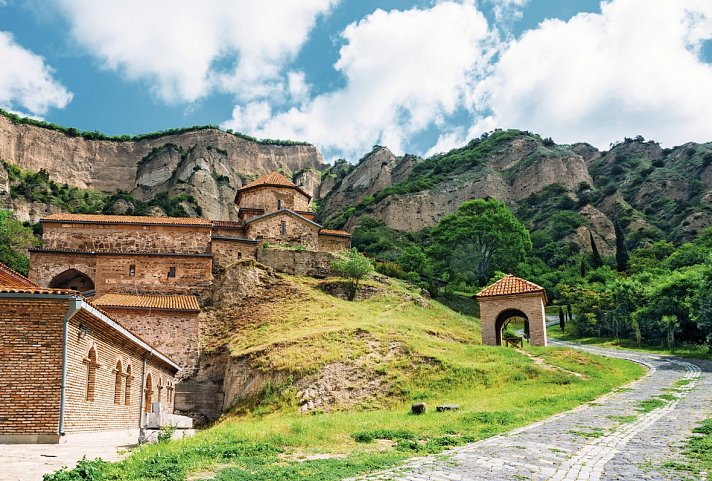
[0,113,325,220]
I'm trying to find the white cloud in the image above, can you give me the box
[0,31,72,115]
[466,0,712,149]
[223,1,495,158]
[56,0,336,103]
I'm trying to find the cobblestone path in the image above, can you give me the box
[352,341,712,481]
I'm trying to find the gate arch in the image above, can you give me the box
[476,275,548,347]
[49,269,95,294]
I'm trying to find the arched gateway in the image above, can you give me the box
[476,275,548,347]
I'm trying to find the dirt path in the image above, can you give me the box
[353,340,712,481]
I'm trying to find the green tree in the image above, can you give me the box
[397,245,433,279]
[429,198,531,285]
[331,248,374,301]
[0,210,38,275]
[589,231,603,269]
[614,221,629,271]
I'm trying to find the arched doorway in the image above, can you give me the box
[476,275,548,347]
[50,269,95,295]
[494,309,529,346]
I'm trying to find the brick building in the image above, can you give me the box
[26,171,351,380]
[0,263,180,444]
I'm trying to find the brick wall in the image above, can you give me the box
[63,309,177,433]
[246,212,319,250]
[96,307,199,380]
[478,293,548,347]
[256,248,335,277]
[42,223,212,254]
[317,234,351,253]
[30,251,213,296]
[238,186,310,212]
[211,238,257,270]
[94,254,212,296]
[0,299,65,438]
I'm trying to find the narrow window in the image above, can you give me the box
[168,266,176,278]
[129,265,136,277]
[85,346,98,402]
[280,221,287,236]
[157,378,164,404]
[277,199,282,210]
[144,373,153,413]
[237,252,242,260]
[125,364,132,405]
[114,360,123,405]
[167,381,174,404]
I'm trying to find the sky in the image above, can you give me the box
[1,0,712,161]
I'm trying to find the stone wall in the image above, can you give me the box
[246,212,319,250]
[63,309,177,434]
[30,251,213,296]
[317,234,351,252]
[478,293,548,347]
[256,248,335,277]
[238,186,310,212]
[98,307,200,379]
[211,238,258,271]
[42,223,212,254]
[0,298,64,442]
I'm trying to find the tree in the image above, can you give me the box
[0,210,38,275]
[397,244,433,279]
[614,221,629,271]
[590,231,603,269]
[559,306,566,333]
[331,248,374,301]
[429,198,531,285]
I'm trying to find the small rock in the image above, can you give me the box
[411,403,427,415]
[436,404,460,412]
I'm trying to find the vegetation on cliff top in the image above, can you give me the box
[46,271,643,481]
[0,108,311,146]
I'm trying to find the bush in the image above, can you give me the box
[331,248,374,301]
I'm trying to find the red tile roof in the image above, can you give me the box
[236,171,312,200]
[93,294,200,311]
[319,229,352,237]
[41,213,211,227]
[239,171,297,190]
[0,286,77,295]
[476,275,547,300]
[0,262,38,288]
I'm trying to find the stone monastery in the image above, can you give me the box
[0,172,350,444]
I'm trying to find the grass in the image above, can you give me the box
[46,275,645,481]
[547,328,712,360]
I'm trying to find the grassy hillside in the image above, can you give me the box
[48,267,644,481]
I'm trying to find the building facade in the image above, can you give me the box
[0,263,180,444]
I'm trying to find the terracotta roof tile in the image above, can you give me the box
[319,229,352,237]
[239,171,296,190]
[0,286,77,295]
[0,262,38,288]
[476,275,546,300]
[93,294,200,311]
[42,213,212,226]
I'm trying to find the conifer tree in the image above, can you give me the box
[559,306,566,333]
[590,231,603,268]
[614,221,629,271]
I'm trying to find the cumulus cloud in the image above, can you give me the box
[56,0,336,103]
[465,0,712,149]
[0,31,72,115]
[223,1,495,158]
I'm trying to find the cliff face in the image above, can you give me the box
[0,114,325,220]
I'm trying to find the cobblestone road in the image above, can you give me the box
[352,340,712,481]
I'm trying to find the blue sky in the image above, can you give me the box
[2,0,712,161]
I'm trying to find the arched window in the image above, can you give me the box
[124,364,132,405]
[84,346,98,402]
[144,373,153,413]
[114,359,123,404]
[167,381,174,404]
